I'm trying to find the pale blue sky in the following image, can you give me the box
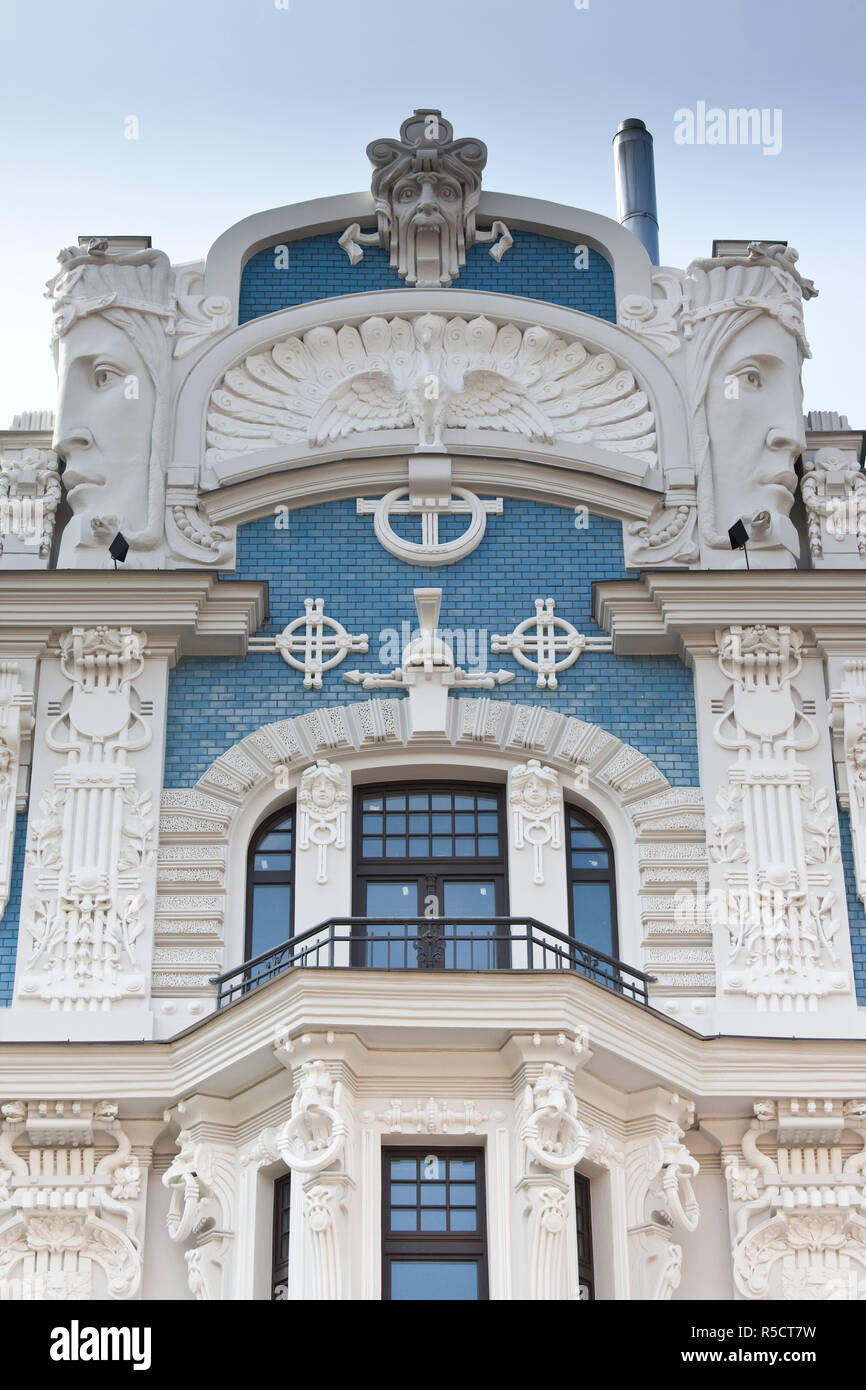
[1,0,863,426]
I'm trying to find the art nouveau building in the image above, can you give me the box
[1,111,865,1302]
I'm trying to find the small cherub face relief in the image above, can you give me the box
[52,317,155,561]
[704,317,806,537]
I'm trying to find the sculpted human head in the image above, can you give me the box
[47,243,173,567]
[703,316,805,530]
[368,110,486,287]
[684,243,815,568]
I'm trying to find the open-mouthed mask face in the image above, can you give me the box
[52,316,155,561]
[704,317,806,537]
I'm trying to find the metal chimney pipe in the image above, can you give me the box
[613,118,659,265]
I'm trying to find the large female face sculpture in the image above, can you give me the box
[704,316,806,542]
[53,316,156,563]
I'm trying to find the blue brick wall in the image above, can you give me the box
[0,815,26,1006]
[840,809,866,1004]
[164,500,699,787]
[239,231,615,323]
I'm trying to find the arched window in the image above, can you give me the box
[566,805,618,958]
[246,807,295,961]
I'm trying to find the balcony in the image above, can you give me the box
[212,917,654,1010]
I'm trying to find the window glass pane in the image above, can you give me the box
[386,813,406,833]
[254,852,292,872]
[449,1209,477,1232]
[419,1210,447,1232]
[571,881,614,954]
[477,813,499,833]
[478,837,499,855]
[432,813,453,833]
[363,797,384,812]
[259,831,293,851]
[390,1261,479,1300]
[408,837,428,857]
[390,1183,417,1205]
[431,794,451,810]
[449,1159,476,1179]
[385,794,406,810]
[362,814,382,833]
[409,813,428,833]
[385,837,406,857]
[390,1210,417,1232]
[419,1183,446,1206]
[455,837,476,856]
[366,882,420,916]
[362,837,383,857]
[449,1184,476,1206]
[442,881,496,920]
[453,794,475,810]
[570,828,604,848]
[432,837,452,856]
[454,813,475,833]
[571,848,609,869]
[390,1158,417,1179]
[477,796,498,810]
[408,794,428,810]
[250,883,292,957]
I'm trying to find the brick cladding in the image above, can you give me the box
[238,230,616,323]
[164,500,699,789]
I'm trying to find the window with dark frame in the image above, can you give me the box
[575,1171,595,1300]
[382,1148,488,1300]
[353,782,508,969]
[246,806,295,961]
[271,1171,291,1300]
[566,804,618,958]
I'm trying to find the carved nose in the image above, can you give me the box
[766,426,806,454]
[417,199,436,214]
[52,425,94,459]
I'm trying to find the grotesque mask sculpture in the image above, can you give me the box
[47,241,174,568]
[683,242,816,568]
[339,109,512,287]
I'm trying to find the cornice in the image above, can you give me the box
[593,571,866,657]
[1,969,864,1113]
[201,451,660,529]
[0,572,267,658]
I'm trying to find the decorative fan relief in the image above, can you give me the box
[205,313,657,466]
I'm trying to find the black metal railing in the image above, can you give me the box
[212,917,655,1010]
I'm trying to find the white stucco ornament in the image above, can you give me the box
[297,760,349,884]
[509,760,563,885]
[338,109,512,288]
[492,598,612,688]
[0,1100,143,1301]
[46,241,232,570]
[249,599,369,689]
[19,628,155,1012]
[725,1098,866,1300]
[521,1063,591,1171]
[682,243,816,569]
[709,625,848,1010]
[205,312,658,465]
[343,588,514,733]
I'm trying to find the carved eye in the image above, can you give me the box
[438,184,457,200]
[93,364,120,389]
[398,185,417,202]
[736,366,762,390]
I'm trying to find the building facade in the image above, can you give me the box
[1,110,865,1302]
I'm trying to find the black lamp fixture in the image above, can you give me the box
[109,531,129,567]
[728,518,751,570]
